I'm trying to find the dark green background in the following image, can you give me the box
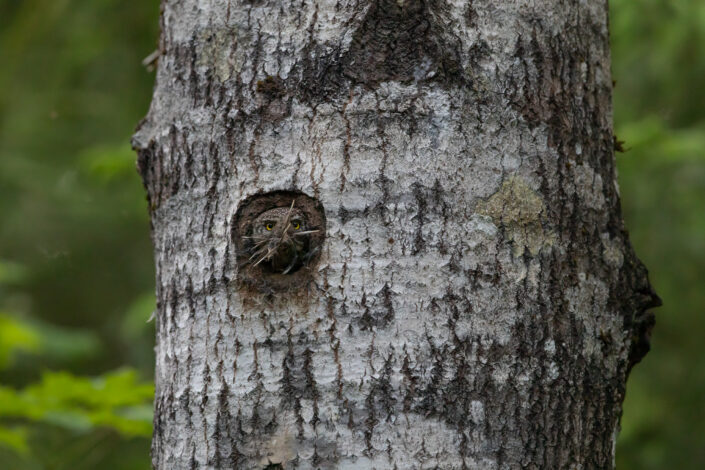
[1,1,703,468]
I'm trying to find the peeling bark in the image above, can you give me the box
[134,1,659,469]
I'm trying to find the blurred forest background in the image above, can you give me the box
[0,0,703,468]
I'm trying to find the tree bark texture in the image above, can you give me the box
[133,1,659,469]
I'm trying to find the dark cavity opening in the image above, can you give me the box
[232,191,326,293]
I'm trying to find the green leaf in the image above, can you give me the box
[0,426,29,455]
[0,368,154,445]
[0,311,101,368]
[0,313,41,369]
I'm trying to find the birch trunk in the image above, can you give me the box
[133,1,659,468]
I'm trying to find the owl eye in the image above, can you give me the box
[265,223,273,231]
[292,222,301,230]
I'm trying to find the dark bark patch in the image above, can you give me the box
[256,75,291,123]
[465,1,478,28]
[358,284,395,330]
[613,135,626,153]
[621,246,662,373]
[364,352,396,452]
[412,182,427,255]
[262,464,283,470]
[256,75,286,99]
[342,0,438,85]
[292,0,468,104]
[133,138,158,211]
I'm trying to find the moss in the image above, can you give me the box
[476,176,556,257]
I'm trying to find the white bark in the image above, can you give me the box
[133,1,658,469]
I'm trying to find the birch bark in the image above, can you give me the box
[133,1,659,468]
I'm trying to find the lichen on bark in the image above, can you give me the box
[476,176,556,257]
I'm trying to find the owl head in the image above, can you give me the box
[252,206,307,238]
[245,203,316,274]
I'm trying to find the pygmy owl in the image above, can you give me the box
[246,204,317,274]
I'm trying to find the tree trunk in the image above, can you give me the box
[133,1,659,469]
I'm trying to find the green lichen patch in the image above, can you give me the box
[476,177,556,257]
[196,27,240,82]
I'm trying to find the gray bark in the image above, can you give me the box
[133,1,658,469]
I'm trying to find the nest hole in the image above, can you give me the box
[231,191,326,293]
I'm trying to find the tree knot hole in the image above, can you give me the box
[232,191,326,293]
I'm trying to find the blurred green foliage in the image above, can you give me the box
[0,312,40,368]
[0,0,159,468]
[611,1,705,468]
[0,0,703,468]
[0,368,153,442]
